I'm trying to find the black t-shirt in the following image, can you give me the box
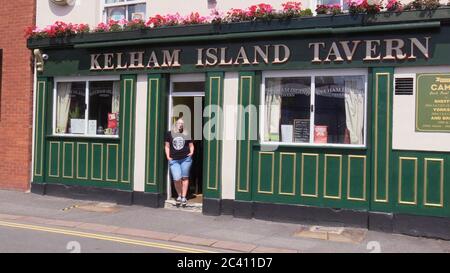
[165,131,192,160]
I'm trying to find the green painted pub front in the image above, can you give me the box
[29,10,450,238]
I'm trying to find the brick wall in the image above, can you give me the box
[0,0,35,191]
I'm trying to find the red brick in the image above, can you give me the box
[0,1,35,191]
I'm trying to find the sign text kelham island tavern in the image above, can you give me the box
[90,37,430,70]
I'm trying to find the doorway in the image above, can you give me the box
[167,74,205,205]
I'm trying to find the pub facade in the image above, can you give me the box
[28,7,450,239]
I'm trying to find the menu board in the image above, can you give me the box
[293,119,310,143]
[416,74,450,132]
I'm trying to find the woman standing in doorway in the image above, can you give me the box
[165,118,194,207]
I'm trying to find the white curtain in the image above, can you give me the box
[344,78,364,144]
[265,79,282,141]
[112,81,120,114]
[56,82,72,133]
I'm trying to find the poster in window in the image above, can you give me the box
[108,113,118,129]
[281,125,293,142]
[314,125,328,143]
[88,120,97,135]
[70,119,85,134]
[416,73,450,132]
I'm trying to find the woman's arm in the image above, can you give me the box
[188,142,194,157]
[165,142,172,161]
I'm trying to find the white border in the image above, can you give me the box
[53,75,121,139]
[260,68,368,148]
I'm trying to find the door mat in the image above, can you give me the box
[164,200,202,213]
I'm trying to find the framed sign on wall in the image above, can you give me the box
[416,73,450,132]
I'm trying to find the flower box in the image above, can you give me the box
[27,8,450,50]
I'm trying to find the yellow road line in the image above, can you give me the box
[0,220,216,253]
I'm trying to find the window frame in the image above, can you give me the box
[101,0,147,23]
[53,76,121,139]
[313,0,349,12]
[260,69,368,148]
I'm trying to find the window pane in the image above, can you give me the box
[318,0,348,9]
[314,76,365,145]
[88,81,120,136]
[128,3,146,20]
[106,6,126,21]
[56,82,86,134]
[264,77,311,143]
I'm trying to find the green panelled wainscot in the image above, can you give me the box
[28,9,450,239]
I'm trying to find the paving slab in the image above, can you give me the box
[170,235,217,247]
[212,240,257,252]
[77,223,120,233]
[113,227,177,241]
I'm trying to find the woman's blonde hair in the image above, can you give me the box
[171,117,189,136]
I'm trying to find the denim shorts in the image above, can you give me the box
[169,156,193,181]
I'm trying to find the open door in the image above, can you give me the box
[167,75,205,205]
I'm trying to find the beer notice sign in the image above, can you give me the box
[416,73,450,132]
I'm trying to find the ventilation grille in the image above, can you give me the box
[395,77,414,95]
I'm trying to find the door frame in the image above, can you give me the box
[166,73,206,201]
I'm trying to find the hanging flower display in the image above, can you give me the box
[282,1,302,17]
[25,1,449,39]
[145,15,167,28]
[316,4,342,15]
[247,3,275,20]
[386,0,404,12]
[182,12,209,25]
[124,18,146,30]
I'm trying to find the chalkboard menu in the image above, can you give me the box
[293,119,310,142]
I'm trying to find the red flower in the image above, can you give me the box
[226,8,248,22]
[74,23,90,33]
[247,3,274,18]
[146,14,167,28]
[25,26,37,38]
[282,1,302,11]
[183,12,208,25]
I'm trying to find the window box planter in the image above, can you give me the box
[27,8,450,49]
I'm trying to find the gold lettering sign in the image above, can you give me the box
[88,37,430,71]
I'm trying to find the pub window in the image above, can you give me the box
[103,0,146,22]
[262,71,367,147]
[54,79,120,137]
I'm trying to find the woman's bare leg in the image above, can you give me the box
[174,180,183,197]
[182,178,189,198]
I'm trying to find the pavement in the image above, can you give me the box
[0,190,449,253]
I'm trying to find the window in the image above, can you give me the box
[262,71,367,147]
[317,0,349,10]
[103,0,146,22]
[54,79,120,137]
